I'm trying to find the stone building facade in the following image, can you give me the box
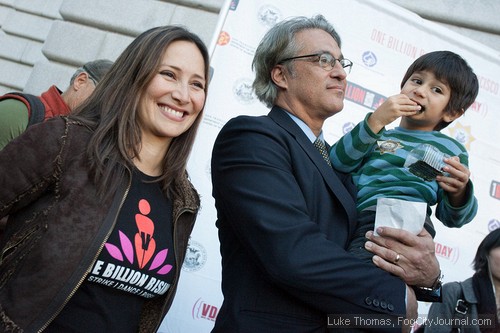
[0,0,498,99]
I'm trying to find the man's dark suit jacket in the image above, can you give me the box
[211,106,406,332]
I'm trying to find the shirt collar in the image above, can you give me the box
[284,111,324,143]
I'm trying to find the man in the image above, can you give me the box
[211,15,441,332]
[0,59,113,149]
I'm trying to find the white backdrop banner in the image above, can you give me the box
[159,0,500,332]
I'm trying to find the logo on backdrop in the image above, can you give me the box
[369,28,426,59]
[217,31,231,46]
[361,51,377,67]
[489,219,500,231]
[257,5,281,27]
[446,122,475,150]
[233,78,256,104]
[435,242,459,264]
[478,75,499,96]
[192,298,219,322]
[490,180,500,200]
[229,0,239,11]
[342,122,356,135]
[469,99,488,118]
[345,81,386,110]
[182,239,207,272]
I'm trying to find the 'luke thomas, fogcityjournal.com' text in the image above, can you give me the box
[327,313,496,330]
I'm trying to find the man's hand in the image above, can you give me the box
[364,226,440,287]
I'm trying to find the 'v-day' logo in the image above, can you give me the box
[192,298,219,321]
[87,199,172,298]
[435,242,459,264]
[105,198,173,274]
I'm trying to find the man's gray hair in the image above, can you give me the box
[70,59,114,85]
[252,15,341,108]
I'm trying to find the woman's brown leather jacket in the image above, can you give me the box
[0,117,200,332]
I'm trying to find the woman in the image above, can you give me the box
[0,25,209,332]
[421,229,500,332]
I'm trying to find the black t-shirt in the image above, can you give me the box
[46,169,175,332]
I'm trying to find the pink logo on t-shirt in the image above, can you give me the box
[104,198,173,275]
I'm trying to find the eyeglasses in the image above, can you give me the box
[83,64,98,85]
[86,73,98,86]
[279,52,353,74]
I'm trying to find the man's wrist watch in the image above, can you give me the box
[412,271,443,302]
[419,271,443,291]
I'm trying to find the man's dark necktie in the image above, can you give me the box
[313,138,332,167]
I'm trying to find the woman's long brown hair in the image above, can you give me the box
[72,25,210,199]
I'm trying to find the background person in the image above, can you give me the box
[0,58,113,150]
[421,229,500,332]
[0,25,209,332]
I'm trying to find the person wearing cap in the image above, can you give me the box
[0,59,113,150]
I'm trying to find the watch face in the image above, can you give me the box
[432,273,444,290]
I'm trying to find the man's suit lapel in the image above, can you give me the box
[268,107,357,221]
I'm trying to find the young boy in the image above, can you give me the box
[330,50,479,262]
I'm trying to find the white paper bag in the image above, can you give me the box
[373,197,426,235]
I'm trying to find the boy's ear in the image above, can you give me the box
[444,108,465,122]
